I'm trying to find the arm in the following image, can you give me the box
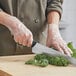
[0,11,33,47]
[46,0,72,56]
[0,11,16,29]
[47,11,59,25]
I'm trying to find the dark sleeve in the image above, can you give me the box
[46,0,63,19]
[0,3,3,12]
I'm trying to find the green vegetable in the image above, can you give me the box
[25,58,48,67]
[25,42,76,67]
[25,54,69,67]
[67,42,76,58]
[46,55,69,66]
[25,59,37,65]
[36,59,48,67]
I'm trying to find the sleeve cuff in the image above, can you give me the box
[46,0,63,19]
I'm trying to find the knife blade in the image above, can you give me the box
[32,41,76,66]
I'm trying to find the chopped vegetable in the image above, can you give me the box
[67,42,76,58]
[25,42,76,67]
[25,58,48,67]
[25,54,70,67]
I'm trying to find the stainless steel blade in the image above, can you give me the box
[32,43,76,66]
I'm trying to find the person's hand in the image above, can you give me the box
[0,12,33,47]
[7,17,33,47]
[46,24,73,56]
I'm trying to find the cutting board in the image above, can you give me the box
[0,54,76,76]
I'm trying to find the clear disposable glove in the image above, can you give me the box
[7,17,33,47]
[46,24,73,56]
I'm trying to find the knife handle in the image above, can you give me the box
[31,40,36,47]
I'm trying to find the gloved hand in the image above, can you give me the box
[46,24,73,56]
[7,16,33,47]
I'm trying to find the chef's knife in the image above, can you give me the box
[32,41,76,66]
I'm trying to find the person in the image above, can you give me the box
[0,0,72,56]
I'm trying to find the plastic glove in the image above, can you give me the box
[7,17,33,47]
[46,24,73,56]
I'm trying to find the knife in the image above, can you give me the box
[32,41,76,66]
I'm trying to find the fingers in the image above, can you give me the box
[22,33,33,47]
[60,44,73,56]
[14,32,33,47]
[53,43,72,56]
[27,34,33,47]
[53,44,64,54]
[14,34,19,43]
[48,40,73,56]
[67,47,73,54]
